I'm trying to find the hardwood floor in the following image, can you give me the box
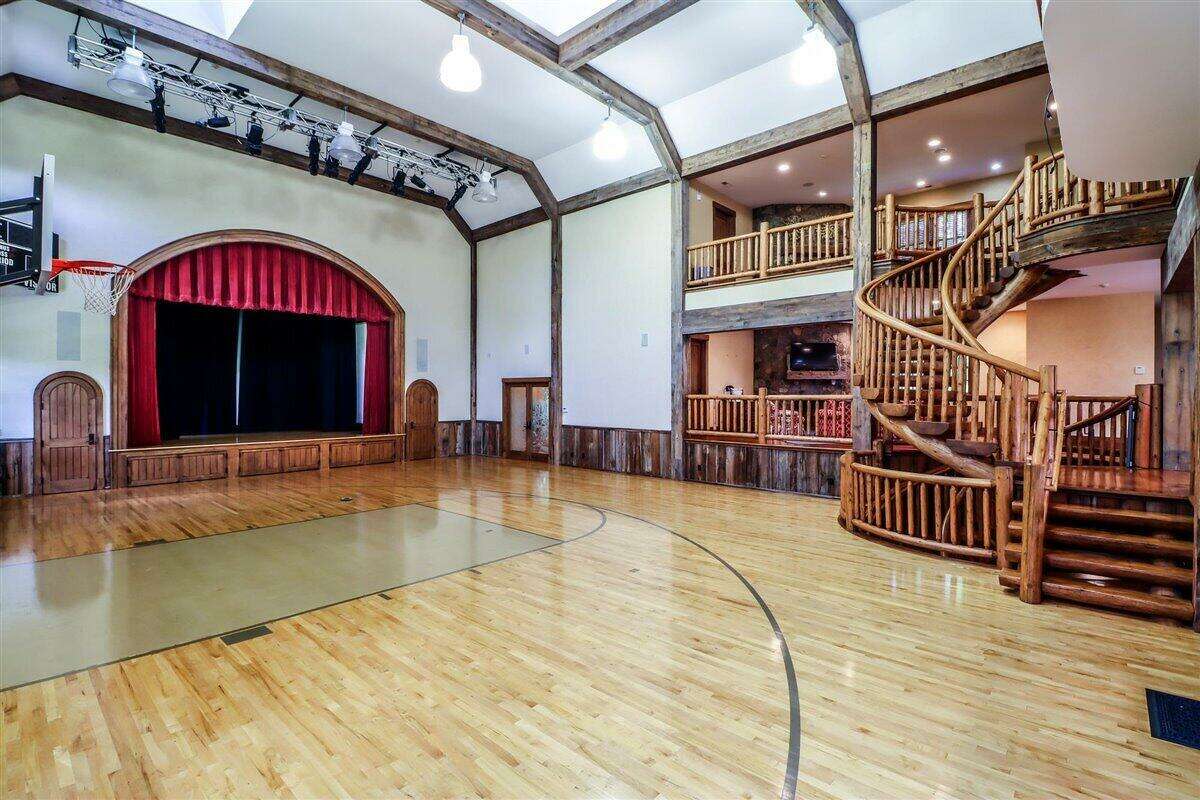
[2,457,1198,799]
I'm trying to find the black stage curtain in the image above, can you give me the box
[156,302,240,440]
[237,310,359,433]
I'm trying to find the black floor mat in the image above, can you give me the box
[1146,688,1200,750]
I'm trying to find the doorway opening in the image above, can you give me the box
[502,377,550,461]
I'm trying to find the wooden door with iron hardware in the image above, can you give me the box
[34,371,104,494]
[502,377,550,462]
[405,379,438,460]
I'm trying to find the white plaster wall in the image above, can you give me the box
[684,269,853,311]
[704,330,755,394]
[475,221,551,421]
[0,98,471,437]
[562,185,672,430]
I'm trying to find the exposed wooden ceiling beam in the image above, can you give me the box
[558,0,700,71]
[36,0,558,216]
[2,72,477,243]
[682,42,1047,178]
[422,0,682,179]
[801,0,870,124]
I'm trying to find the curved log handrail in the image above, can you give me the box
[1063,396,1135,434]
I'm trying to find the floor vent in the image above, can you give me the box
[1147,688,1200,750]
[220,625,272,646]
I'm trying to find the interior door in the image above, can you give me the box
[405,379,438,460]
[35,371,104,494]
[712,203,736,240]
[503,378,550,461]
[685,336,708,395]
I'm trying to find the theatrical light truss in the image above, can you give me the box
[68,34,483,191]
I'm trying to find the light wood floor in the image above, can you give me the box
[2,457,1198,799]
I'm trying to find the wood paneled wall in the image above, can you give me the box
[685,441,843,497]
[437,421,501,458]
[559,425,673,478]
[1,436,112,497]
[472,421,502,458]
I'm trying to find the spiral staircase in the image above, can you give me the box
[842,155,1195,624]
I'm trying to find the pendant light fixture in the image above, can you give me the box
[440,12,482,93]
[472,168,498,203]
[107,32,155,100]
[328,109,362,164]
[791,6,836,86]
[592,98,627,161]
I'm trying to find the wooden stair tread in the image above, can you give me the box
[906,420,950,437]
[1006,522,1194,559]
[1011,500,1192,532]
[1002,544,1193,586]
[945,439,998,457]
[998,571,1193,621]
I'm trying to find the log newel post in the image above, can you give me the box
[994,466,1014,570]
[1087,180,1105,217]
[1021,155,1035,234]
[971,192,985,230]
[1019,364,1057,604]
[758,221,770,278]
[883,193,896,259]
[757,387,768,444]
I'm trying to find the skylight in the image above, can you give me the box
[128,0,253,39]
[497,0,622,39]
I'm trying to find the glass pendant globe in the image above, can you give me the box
[472,170,498,203]
[328,121,362,164]
[440,34,482,92]
[108,47,156,100]
[592,118,627,161]
[790,27,837,86]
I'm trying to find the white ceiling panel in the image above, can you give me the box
[696,130,852,207]
[590,0,811,107]
[498,0,623,39]
[857,0,1042,94]
[841,0,909,25]
[662,47,846,157]
[229,0,612,161]
[536,120,659,199]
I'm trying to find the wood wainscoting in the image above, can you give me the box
[559,425,673,479]
[472,421,502,457]
[110,433,405,489]
[437,421,472,458]
[685,440,843,497]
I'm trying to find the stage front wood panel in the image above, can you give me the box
[111,434,405,488]
[685,440,843,497]
[559,426,673,479]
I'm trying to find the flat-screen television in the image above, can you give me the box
[789,341,838,372]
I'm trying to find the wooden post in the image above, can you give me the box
[469,241,478,455]
[883,193,896,260]
[850,120,877,452]
[994,465,1014,570]
[971,192,985,230]
[838,451,854,528]
[758,221,770,279]
[1087,180,1104,217]
[1160,291,1194,471]
[1019,365,1056,604]
[757,387,768,444]
[1022,155,1035,233]
[670,178,689,480]
[549,215,563,465]
[1133,383,1162,468]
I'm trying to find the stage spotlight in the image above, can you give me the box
[245,115,264,156]
[279,107,299,131]
[410,172,428,191]
[308,134,321,175]
[197,106,232,129]
[323,154,340,178]
[447,181,467,211]
[390,169,407,196]
[150,82,166,133]
[347,151,374,186]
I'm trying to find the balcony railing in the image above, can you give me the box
[685,391,852,445]
[1024,153,1177,232]
[686,214,853,289]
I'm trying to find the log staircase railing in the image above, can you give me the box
[686,392,852,444]
[873,194,987,261]
[1025,152,1177,232]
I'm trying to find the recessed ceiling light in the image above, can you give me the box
[927,138,941,148]
[777,163,791,173]
[802,181,814,188]
[1048,100,1058,112]
[818,190,828,197]
[990,161,1003,171]
[721,180,730,186]
[916,179,927,188]
[935,148,951,163]
[1098,281,1109,288]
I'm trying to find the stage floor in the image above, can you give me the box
[1,457,1197,799]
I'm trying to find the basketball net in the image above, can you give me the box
[51,259,136,316]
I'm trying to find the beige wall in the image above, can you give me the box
[896,172,1018,206]
[1026,293,1156,396]
[704,330,755,394]
[689,184,752,245]
[978,310,1027,367]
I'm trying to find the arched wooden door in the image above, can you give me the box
[405,380,438,461]
[34,371,105,494]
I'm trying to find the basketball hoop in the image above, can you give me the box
[51,259,136,315]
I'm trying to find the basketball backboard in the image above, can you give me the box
[0,154,56,292]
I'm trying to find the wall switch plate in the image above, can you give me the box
[1134,365,1147,375]
[524,344,530,354]
[640,333,649,347]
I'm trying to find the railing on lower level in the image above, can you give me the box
[686,214,853,289]
[1025,153,1178,232]
[840,455,1011,561]
[685,391,852,445]
[874,193,986,261]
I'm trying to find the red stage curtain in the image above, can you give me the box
[362,322,390,435]
[128,294,161,447]
[128,242,394,446]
